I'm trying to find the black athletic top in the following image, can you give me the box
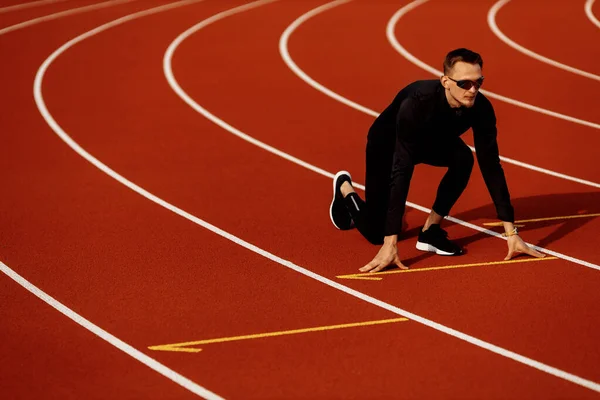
[368,79,514,236]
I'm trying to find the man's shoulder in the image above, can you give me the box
[402,79,440,98]
[475,91,493,107]
[393,79,440,110]
[472,91,495,117]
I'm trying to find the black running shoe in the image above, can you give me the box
[416,224,463,256]
[329,171,354,230]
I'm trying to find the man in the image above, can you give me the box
[329,48,544,273]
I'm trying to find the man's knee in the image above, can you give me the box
[452,145,474,172]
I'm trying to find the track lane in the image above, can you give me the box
[14,0,596,396]
[491,0,600,76]
[0,0,115,29]
[0,0,141,36]
[283,0,600,188]
[0,271,201,400]
[0,1,232,398]
[5,0,580,398]
[31,0,600,390]
[0,0,67,13]
[218,0,593,268]
[4,0,600,396]
[390,0,600,125]
[35,0,600,392]
[163,0,600,385]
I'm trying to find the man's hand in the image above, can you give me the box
[504,235,545,260]
[359,235,408,273]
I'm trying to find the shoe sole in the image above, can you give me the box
[416,241,460,256]
[329,170,352,230]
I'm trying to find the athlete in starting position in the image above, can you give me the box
[329,48,544,272]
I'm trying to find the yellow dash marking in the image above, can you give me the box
[337,256,558,280]
[484,223,526,227]
[339,276,383,281]
[148,318,408,353]
[483,213,600,226]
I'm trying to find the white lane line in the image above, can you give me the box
[29,0,600,393]
[0,0,136,36]
[585,0,600,29]
[30,1,225,398]
[0,0,67,14]
[386,0,600,130]
[278,0,375,117]
[0,261,224,400]
[163,1,600,392]
[165,0,332,178]
[279,0,600,189]
[489,0,600,81]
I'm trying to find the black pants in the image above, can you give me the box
[344,137,474,245]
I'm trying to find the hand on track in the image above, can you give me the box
[359,242,408,273]
[504,235,546,260]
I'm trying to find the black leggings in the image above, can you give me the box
[344,138,474,245]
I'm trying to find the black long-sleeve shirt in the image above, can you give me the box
[368,80,514,236]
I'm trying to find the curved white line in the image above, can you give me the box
[0,0,136,36]
[386,0,600,130]
[489,0,600,81]
[28,0,600,393]
[164,0,600,391]
[585,0,600,29]
[278,0,600,189]
[30,1,225,398]
[165,0,333,179]
[278,0,377,118]
[0,0,67,14]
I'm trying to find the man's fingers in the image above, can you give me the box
[395,260,409,270]
[359,261,377,272]
[359,259,382,272]
[370,264,388,273]
[525,246,546,258]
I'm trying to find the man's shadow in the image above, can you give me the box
[399,191,600,267]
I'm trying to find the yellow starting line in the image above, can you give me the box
[148,317,408,353]
[337,257,558,281]
[483,213,600,227]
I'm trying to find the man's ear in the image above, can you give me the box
[440,75,450,89]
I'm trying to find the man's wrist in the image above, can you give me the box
[501,226,519,237]
[384,235,398,245]
[501,221,517,236]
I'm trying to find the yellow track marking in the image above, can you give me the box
[483,213,600,227]
[484,223,526,228]
[339,276,383,281]
[148,318,408,353]
[337,257,558,280]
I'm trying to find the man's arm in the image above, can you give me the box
[383,97,421,236]
[471,99,515,224]
[360,98,422,273]
[473,97,545,259]
[359,234,407,273]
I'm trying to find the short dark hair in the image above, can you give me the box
[443,48,483,75]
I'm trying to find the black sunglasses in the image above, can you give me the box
[448,76,484,90]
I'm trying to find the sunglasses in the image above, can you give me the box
[448,76,484,90]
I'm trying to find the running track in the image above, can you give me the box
[1,0,599,398]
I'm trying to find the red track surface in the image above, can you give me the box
[1,0,599,398]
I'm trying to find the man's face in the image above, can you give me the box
[442,61,483,108]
